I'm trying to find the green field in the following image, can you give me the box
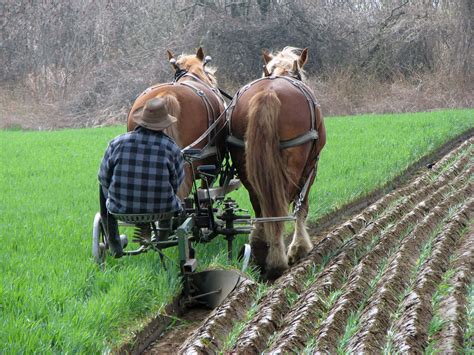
[1,109,472,352]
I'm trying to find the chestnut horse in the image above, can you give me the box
[127,47,226,199]
[227,47,326,279]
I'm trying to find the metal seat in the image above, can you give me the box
[111,212,174,225]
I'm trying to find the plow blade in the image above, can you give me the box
[188,269,247,309]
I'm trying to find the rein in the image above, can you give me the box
[173,73,232,155]
[218,88,233,100]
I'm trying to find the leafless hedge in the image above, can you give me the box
[0,0,472,128]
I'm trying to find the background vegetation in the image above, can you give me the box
[1,109,472,352]
[1,0,472,129]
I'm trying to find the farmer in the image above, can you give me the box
[98,98,184,257]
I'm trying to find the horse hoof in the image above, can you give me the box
[288,244,312,266]
[288,250,306,266]
[264,266,287,281]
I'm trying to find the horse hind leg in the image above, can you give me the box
[250,223,268,273]
[288,200,313,265]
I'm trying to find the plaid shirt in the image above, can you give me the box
[98,127,184,214]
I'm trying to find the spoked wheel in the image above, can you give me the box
[92,212,107,264]
[241,244,251,272]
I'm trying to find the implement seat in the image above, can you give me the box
[111,212,174,225]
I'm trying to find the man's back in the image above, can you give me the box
[98,126,184,214]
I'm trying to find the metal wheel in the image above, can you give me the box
[92,212,107,264]
[241,244,251,272]
[120,234,128,249]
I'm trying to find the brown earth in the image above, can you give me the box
[132,135,473,354]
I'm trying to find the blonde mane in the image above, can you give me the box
[266,47,307,80]
[176,53,218,87]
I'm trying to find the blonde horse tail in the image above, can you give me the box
[246,90,289,238]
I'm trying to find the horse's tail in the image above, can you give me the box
[155,93,181,145]
[246,90,289,236]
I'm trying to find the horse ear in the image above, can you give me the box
[262,49,272,64]
[263,65,271,77]
[167,49,175,61]
[299,47,309,68]
[196,47,205,61]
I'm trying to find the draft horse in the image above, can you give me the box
[127,47,226,199]
[227,47,327,280]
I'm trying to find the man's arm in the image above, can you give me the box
[98,142,114,190]
[170,145,185,193]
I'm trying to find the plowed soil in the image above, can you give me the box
[145,137,473,354]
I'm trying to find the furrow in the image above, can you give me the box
[267,226,384,353]
[359,139,470,220]
[430,137,472,174]
[229,146,471,354]
[270,168,471,353]
[231,216,393,352]
[178,279,257,354]
[435,220,474,353]
[345,171,472,353]
[313,185,472,354]
[391,197,473,353]
[228,234,345,354]
[228,214,375,353]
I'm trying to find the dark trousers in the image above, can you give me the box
[99,185,119,240]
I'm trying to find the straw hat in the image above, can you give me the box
[132,98,177,131]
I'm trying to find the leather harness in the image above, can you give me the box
[225,75,321,214]
[135,73,227,160]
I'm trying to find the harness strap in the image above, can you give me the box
[180,81,216,134]
[218,88,233,100]
[226,135,245,149]
[178,72,228,108]
[227,130,318,150]
[182,109,228,151]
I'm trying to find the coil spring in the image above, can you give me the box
[132,223,152,244]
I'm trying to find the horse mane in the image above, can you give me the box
[177,53,218,86]
[266,47,307,80]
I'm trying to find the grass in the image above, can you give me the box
[0,109,472,352]
[308,109,473,220]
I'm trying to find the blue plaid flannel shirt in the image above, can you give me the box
[98,127,185,214]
